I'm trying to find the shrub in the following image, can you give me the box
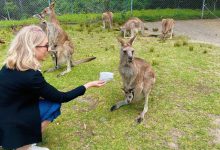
[149,47,155,52]
[174,41,182,47]
[189,45,194,51]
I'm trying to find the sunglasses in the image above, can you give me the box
[36,44,49,50]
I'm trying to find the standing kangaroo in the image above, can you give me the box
[102,11,113,29]
[37,1,96,77]
[111,36,156,123]
[120,17,145,38]
[161,18,175,39]
[33,14,60,69]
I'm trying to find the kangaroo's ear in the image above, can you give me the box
[50,1,55,9]
[128,35,136,46]
[117,37,125,46]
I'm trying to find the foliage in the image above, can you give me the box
[1,0,220,20]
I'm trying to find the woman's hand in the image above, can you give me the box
[84,80,106,89]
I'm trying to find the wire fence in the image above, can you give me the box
[1,0,220,20]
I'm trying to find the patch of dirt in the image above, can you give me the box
[191,82,216,96]
[72,96,98,112]
[146,19,220,47]
[167,128,185,150]
[209,115,220,145]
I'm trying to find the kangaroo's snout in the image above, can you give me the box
[128,56,133,63]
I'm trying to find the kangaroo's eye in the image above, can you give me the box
[123,51,126,54]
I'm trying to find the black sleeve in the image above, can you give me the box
[30,71,86,103]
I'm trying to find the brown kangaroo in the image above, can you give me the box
[120,17,145,38]
[161,18,175,39]
[102,11,113,29]
[37,1,96,77]
[33,13,60,69]
[111,36,156,123]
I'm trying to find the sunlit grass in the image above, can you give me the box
[0,22,220,149]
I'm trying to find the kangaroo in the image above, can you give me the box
[33,14,60,69]
[161,18,175,39]
[120,17,145,38]
[102,11,113,29]
[36,1,96,77]
[111,36,156,123]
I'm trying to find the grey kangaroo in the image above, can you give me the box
[120,17,145,38]
[111,36,156,123]
[33,14,60,69]
[161,18,175,39]
[35,1,96,77]
[102,11,113,29]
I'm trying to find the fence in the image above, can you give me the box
[0,0,220,20]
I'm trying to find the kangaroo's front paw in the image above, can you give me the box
[110,105,117,111]
[136,116,144,123]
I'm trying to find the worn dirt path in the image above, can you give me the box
[147,19,220,46]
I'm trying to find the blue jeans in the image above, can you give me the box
[39,99,61,122]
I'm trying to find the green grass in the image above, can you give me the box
[0,22,220,149]
[1,8,220,28]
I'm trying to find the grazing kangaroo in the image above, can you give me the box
[111,36,156,123]
[120,17,145,38]
[37,1,96,77]
[161,18,175,39]
[102,11,113,29]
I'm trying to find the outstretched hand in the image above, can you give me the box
[84,80,106,89]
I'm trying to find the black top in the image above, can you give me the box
[0,66,86,149]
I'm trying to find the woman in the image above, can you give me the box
[0,25,105,150]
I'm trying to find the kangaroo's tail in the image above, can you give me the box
[72,56,96,66]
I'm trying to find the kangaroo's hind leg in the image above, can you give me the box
[44,52,61,73]
[169,26,174,39]
[141,23,145,37]
[57,57,71,77]
[109,20,112,29]
[102,20,106,29]
[136,91,150,123]
[57,45,73,77]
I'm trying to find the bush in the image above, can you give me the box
[189,45,194,51]
[174,41,182,47]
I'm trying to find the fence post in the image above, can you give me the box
[4,0,10,20]
[18,0,23,18]
[70,0,74,14]
[201,0,206,19]
[130,0,133,17]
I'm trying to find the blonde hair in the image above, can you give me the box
[5,25,47,71]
